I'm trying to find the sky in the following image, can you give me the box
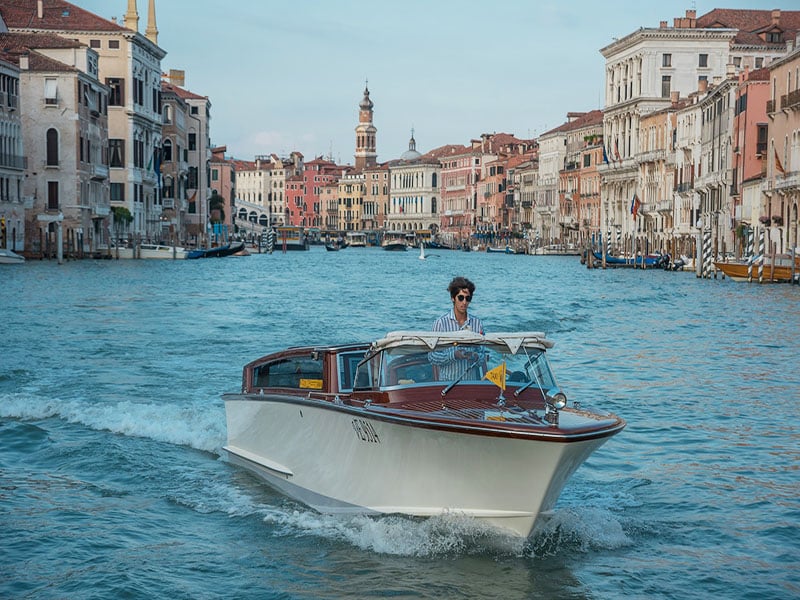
[77,0,798,164]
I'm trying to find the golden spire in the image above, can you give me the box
[145,0,158,44]
[123,0,139,32]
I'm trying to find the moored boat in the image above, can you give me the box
[487,245,516,254]
[186,241,246,259]
[0,248,24,264]
[275,226,310,251]
[714,254,800,283]
[381,231,407,251]
[99,242,187,259]
[222,330,625,538]
[592,250,668,268]
[346,232,367,247]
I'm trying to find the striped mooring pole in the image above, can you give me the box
[747,228,755,282]
[702,229,713,278]
[757,229,765,283]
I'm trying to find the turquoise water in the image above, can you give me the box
[1,249,799,599]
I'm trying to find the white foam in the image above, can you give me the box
[0,391,226,453]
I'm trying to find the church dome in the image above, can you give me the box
[400,130,421,160]
[359,86,373,110]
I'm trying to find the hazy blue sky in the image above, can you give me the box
[78,0,796,163]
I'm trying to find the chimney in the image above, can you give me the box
[726,63,735,78]
[771,9,780,25]
[698,78,708,93]
[37,0,43,19]
[687,10,696,19]
[660,20,668,28]
[19,53,29,70]
[670,91,680,106]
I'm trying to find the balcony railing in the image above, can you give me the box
[774,170,799,192]
[0,154,25,169]
[767,99,775,114]
[785,88,800,110]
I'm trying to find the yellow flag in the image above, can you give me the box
[483,361,506,390]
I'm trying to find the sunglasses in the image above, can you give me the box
[455,294,472,302]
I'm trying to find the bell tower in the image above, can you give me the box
[354,83,377,170]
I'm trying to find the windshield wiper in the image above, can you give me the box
[441,355,484,398]
[513,378,537,397]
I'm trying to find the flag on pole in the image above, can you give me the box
[774,147,786,176]
[630,193,641,219]
[483,361,507,390]
[602,145,610,165]
[187,191,197,203]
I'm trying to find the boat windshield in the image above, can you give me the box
[378,343,556,389]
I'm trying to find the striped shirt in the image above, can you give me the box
[430,309,485,381]
[432,309,485,334]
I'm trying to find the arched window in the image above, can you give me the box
[46,128,59,166]
[162,139,173,162]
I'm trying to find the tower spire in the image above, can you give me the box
[145,0,158,44]
[354,83,377,170]
[123,0,139,32]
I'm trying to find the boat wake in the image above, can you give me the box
[0,391,226,453]
[257,499,633,558]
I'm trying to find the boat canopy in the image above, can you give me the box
[373,331,554,354]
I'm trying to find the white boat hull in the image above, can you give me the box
[224,397,612,537]
[0,248,24,264]
[103,244,187,259]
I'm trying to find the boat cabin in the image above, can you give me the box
[241,331,561,411]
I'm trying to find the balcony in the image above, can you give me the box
[675,182,692,194]
[774,170,799,192]
[783,88,800,111]
[0,153,25,169]
[766,99,775,114]
[91,164,109,181]
[656,200,672,214]
[637,149,666,163]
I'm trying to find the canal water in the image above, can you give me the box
[1,248,798,599]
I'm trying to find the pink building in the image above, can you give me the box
[303,157,342,229]
[286,175,304,227]
[732,68,770,239]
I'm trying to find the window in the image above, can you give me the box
[110,182,124,202]
[733,56,742,68]
[162,139,172,162]
[109,39,119,49]
[211,169,219,181]
[662,53,672,67]
[89,39,100,48]
[583,154,591,167]
[253,355,324,389]
[110,139,125,167]
[46,128,59,166]
[44,78,57,105]
[47,181,59,210]
[107,78,124,106]
[188,166,198,189]
[756,124,767,155]
[755,57,764,69]
[699,54,708,68]
[766,32,782,43]
[661,75,671,98]
[188,133,196,151]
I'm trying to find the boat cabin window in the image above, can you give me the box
[253,355,323,390]
[337,351,368,392]
[378,343,558,390]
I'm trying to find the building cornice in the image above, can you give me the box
[600,27,737,58]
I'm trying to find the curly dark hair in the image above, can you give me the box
[447,276,475,298]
